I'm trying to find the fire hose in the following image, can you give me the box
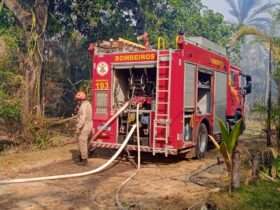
[0,124,136,184]
[115,104,141,210]
[0,102,141,185]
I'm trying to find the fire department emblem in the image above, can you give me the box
[97,62,109,76]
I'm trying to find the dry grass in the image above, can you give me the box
[243,118,265,138]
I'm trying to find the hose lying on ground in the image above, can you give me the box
[0,124,137,185]
[115,104,141,210]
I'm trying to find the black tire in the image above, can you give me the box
[196,123,208,159]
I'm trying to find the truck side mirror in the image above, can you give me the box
[245,75,252,95]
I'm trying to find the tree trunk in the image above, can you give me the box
[251,151,261,179]
[265,58,270,106]
[276,78,280,154]
[231,150,241,190]
[267,41,272,146]
[3,0,48,118]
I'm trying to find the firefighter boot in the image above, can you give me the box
[73,152,82,163]
[75,152,87,166]
[77,158,88,166]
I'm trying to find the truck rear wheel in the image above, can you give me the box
[196,123,208,159]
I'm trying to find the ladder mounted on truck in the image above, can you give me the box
[153,50,172,157]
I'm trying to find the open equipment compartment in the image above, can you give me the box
[197,70,212,115]
[112,65,157,146]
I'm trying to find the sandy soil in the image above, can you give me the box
[0,143,227,210]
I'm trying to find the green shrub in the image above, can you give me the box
[273,157,280,178]
[0,7,16,29]
[0,17,23,128]
[234,181,280,210]
[211,181,280,210]
[30,127,50,149]
[0,103,21,122]
[26,118,51,149]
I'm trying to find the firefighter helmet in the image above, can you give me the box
[75,91,86,100]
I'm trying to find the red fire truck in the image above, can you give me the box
[88,35,252,158]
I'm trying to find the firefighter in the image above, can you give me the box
[75,91,92,165]
[137,32,150,49]
[176,31,185,49]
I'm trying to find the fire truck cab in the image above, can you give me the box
[88,35,251,158]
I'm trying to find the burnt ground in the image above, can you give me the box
[0,135,264,210]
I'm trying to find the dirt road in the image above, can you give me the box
[0,144,224,210]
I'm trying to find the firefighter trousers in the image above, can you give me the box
[77,124,92,160]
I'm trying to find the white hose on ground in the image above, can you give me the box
[0,124,137,185]
[136,104,141,169]
[115,104,141,210]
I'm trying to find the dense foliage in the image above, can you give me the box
[0,8,23,130]
[48,0,233,46]
[39,0,236,117]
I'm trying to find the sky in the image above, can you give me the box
[201,0,232,21]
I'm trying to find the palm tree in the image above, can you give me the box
[209,119,242,192]
[226,0,280,146]
[226,0,278,28]
[225,0,278,68]
[229,25,280,146]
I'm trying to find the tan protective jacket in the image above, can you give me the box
[76,100,93,133]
